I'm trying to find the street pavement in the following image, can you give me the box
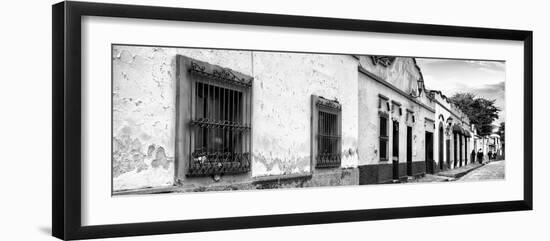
[458,160,505,181]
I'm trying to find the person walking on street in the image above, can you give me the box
[477,148,484,164]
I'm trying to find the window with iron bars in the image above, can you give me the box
[312,95,342,168]
[182,58,253,177]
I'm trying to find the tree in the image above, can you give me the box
[449,92,500,136]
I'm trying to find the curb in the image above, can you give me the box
[436,163,488,179]
[453,163,486,179]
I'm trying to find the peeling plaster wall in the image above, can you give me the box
[252,52,359,177]
[359,57,422,95]
[112,45,359,191]
[357,56,435,168]
[112,46,253,191]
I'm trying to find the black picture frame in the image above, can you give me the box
[52,1,533,240]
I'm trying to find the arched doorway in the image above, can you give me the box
[438,123,444,170]
[453,132,458,168]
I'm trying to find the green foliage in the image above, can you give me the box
[449,92,500,136]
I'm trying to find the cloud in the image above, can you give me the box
[416,58,506,124]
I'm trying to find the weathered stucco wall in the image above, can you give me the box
[112,46,253,191]
[359,57,422,95]
[431,91,475,170]
[252,52,359,177]
[358,74,429,166]
[357,56,435,168]
[112,46,359,191]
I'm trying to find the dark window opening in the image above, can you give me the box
[379,116,388,161]
[312,95,342,168]
[392,120,400,180]
[192,82,245,160]
[425,131,434,174]
[317,110,341,168]
[183,59,253,177]
[392,121,399,158]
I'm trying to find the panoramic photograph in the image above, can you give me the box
[111,45,505,195]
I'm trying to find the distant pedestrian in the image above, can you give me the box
[477,148,484,164]
[470,150,476,164]
[487,150,493,162]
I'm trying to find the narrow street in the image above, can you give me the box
[458,160,505,181]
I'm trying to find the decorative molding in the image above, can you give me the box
[188,152,251,177]
[378,110,389,118]
[316,153,342,168]
[190,118,250,131]
[378,93,389,100]
[316,96,342,110]
[391,100,402,106]
[371,56,397,67]
[189,61,253,87]
[359,66,435,113]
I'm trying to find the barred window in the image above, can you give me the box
[177,56,252,177]
[311,95,342,168]
[379,115,388,161]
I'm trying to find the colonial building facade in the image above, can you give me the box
[430,90,475,171]
[112,45,501,194]
[357,56,436,184]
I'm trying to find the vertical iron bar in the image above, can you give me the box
[218,86,221,158]
[330,113,333,157]
[320,111,324,164]
[242,89,244,156]
[222,87,226,157]
[196,82,200,154]
[240,91,244,155]
[206,82,210,155]
[230,89,233,162]
[201,82,205,152]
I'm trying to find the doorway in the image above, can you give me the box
[438,124,444,170]
[459,135,463,167]
[406,126,412,176]
[392,121,399,180]
[453,133,458,168]
[425,131,434,174]
[446,139,450,169]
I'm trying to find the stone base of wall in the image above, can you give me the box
[114,167,360,195]
[358,161,426,185]
[254,167,359,189]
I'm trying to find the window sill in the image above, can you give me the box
[252,172,313,183]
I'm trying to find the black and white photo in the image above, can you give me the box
[111,45,506,194]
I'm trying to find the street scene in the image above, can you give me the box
[111,45,505,194]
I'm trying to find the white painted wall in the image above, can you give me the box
[111,46,360,189]
[358,56,435,167]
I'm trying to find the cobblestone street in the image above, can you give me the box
[458,160,505,181]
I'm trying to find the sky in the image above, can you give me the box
[416,58,506,124]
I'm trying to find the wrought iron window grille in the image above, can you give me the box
[313,96,342,168]
[184,59,253,177]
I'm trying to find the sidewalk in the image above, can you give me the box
[407,174,453,183]
[435,162,485,179]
